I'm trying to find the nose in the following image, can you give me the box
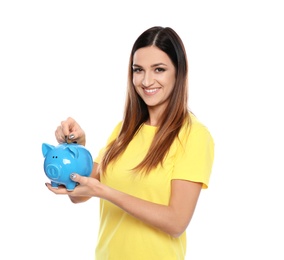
[142,72,154,87]
[45,164,60,179]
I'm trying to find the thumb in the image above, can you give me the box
[70,173,87,185]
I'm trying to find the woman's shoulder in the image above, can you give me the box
[105,121,123,143]
[190,113,208,130]
[113,121,123,131]
[175,113,215,154]
[181,112,213,139]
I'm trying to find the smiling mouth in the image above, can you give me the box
[143,88,159,94]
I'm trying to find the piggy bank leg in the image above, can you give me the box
[65,182,77,191]
[51,181,59,189]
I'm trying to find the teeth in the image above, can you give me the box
[145,88,158,93]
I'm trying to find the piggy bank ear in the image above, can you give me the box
[67,146,80,159]
[42,143,55,157]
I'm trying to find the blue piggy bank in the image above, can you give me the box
[42,143,93,191]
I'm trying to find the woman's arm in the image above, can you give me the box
[102,178,202,237]
[46,168,202,237]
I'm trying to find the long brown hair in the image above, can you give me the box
[100,26,190,174]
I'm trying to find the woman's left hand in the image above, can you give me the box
[45,173,101,198]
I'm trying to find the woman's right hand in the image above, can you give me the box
[55,117,86,146]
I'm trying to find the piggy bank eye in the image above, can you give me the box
[52,156,58,158]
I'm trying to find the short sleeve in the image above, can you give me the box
[172,124,215,189]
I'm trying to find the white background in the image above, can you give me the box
[1,0,283,259]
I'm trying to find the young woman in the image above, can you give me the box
[46,26,215,260]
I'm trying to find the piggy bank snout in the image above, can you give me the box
[45,164,60,179]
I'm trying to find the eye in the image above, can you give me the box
[155,67,166,72]
[133,67,142,73]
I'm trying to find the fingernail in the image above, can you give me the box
[69,134,75,139]
[70,173,76,179]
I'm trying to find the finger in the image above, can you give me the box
[65,134,77,144]
[55,126,66,143]
[70,173,88,185]
[45,183,70,194]
[62,118,80,143]
[61,118,73,137]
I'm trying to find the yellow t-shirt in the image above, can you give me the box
[94,114,214,260]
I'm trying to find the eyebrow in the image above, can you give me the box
[132,63,167,67]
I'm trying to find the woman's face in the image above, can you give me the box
[132,46,176,111]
